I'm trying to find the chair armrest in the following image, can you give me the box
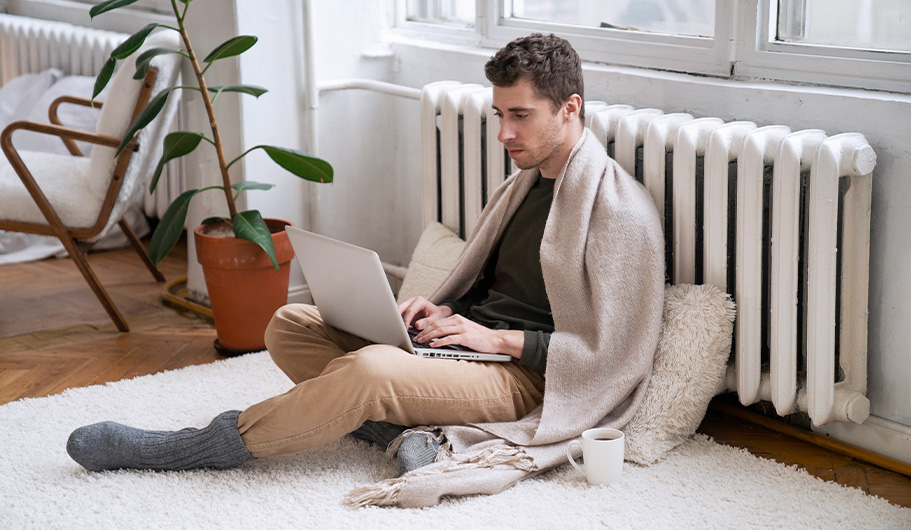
[48,96,105,156]
[0,119,137,238]
[1,120,126,152]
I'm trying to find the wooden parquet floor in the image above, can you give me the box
[0,236,221,405]
[1,237,909,509]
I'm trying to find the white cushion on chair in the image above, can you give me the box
[87,30,182,241]
[0,150,98,227]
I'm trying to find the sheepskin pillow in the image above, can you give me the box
[624,283,736,465]
[396,222,465,303]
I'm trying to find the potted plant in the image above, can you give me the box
[90,0,333,354]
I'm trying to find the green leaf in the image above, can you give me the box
[231,181,274,192]
[233,210,279,270]
[149,132,206,194]
[207,85,268,99]
[149,188,201,265]
[116,87,174,156]
[111,23,159,60]
[204,35,257,63]
[134,47,182,80]
[259,145,333,183]
[201,216,227,225]
[90,0,142,18]
[92,57,116,101]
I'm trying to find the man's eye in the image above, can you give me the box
[516,114,528,119]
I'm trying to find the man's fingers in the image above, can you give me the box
[415,315,465,343]
[399,296,426,328]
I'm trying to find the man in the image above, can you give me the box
[67,34,665,506]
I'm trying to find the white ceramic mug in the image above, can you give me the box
[565,427,625,486]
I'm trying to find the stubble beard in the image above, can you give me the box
[510,117,564,171]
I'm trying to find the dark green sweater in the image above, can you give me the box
[443,174,555,375]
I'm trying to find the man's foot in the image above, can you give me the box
[66,410,253,472]
[396,431,442,475]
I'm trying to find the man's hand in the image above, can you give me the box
[411,314,525,359]
[399,296,453,331]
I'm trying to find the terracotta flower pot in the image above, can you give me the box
[194,218,294,355]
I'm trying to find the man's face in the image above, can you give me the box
[492,78,566,175]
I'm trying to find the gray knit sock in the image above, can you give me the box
[66,410,253,472]
[350,420,407,448]
[396,431,442,475]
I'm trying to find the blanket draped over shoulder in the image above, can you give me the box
[347,129,666,508]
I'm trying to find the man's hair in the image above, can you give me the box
[485,33,585,121]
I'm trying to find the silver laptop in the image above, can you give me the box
[286,226,511,362]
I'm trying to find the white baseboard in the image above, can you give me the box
[813,415,911,465]
[288,282,312,305]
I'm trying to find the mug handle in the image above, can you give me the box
[566,439,584,475]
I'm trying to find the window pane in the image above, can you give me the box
[406,0,475,28]
[506,0,715,38]
[777,0,911,52]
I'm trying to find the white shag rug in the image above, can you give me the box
[1,352,909,530]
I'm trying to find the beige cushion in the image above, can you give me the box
[625,283,736,465]
[397,222,465,303]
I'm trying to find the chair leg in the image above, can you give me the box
[58,234,130,332]
[118,219,166,282]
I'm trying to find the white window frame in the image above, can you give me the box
[395,0,911,94]
[481,0,735,77]
[1,0,173,31]
[736,0,911,93]
[393,0,483,46]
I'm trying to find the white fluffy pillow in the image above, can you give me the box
[0,69,62,129]
[396,222,465,303]
[17,75,109,155]
[625,283,736,465]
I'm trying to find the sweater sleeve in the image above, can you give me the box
[441,284,487,316]
[442,254,497,316]
[519,330,550,375]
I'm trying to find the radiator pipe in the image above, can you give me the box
[319,79,421,100]
[303,0,321,233]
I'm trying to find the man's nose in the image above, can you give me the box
[498,120,514,143]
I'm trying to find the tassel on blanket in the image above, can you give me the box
[344,442,537,507]
[345,477,407,508]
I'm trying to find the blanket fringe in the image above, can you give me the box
[445,443,536,472]
[344,477,407,508]
[347,443,537,507]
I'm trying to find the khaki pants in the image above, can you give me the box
[237,304,545,458]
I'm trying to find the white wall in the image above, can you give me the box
[309,0,424,268]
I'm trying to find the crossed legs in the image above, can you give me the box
[67,304,544,472]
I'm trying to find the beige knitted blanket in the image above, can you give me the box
[347,129,666,508]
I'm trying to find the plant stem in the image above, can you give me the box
[171,0,237,218]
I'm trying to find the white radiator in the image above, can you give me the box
[0,13,181,218]
[420,82,875,427]
[0,13,124,84]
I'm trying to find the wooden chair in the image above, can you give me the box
[0,31,182,331]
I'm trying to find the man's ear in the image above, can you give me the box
[563,94,583,122]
